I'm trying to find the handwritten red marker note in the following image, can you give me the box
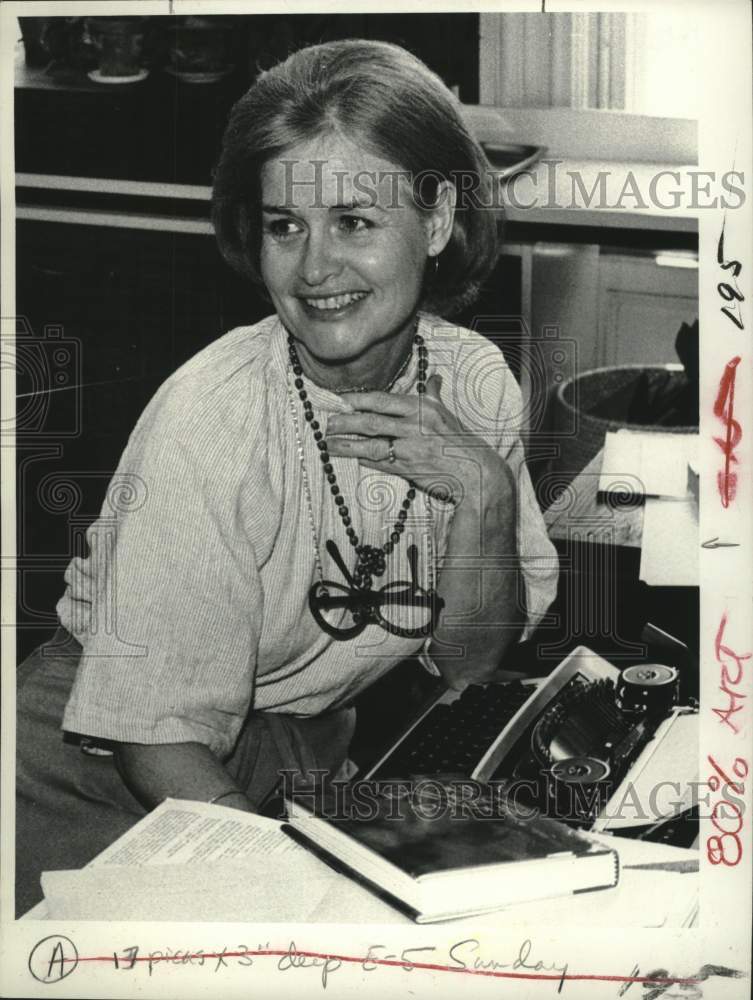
[713,356,742,507]
[706,754,748,867]
[712,613,750,734]
[707,613,750,868]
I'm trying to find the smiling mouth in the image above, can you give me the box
[301,291,369,312]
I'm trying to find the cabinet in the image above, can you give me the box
[596,252,698,368]
[530,243,697,381]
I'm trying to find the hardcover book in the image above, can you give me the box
[283,781,619,923]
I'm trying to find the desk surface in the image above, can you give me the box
[543,446,699,589]
[543,451,644,548]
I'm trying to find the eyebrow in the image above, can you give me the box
[261,199,381,214]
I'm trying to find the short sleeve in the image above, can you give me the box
[61,408,263,759]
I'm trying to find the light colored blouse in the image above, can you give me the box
[61,314,559,758]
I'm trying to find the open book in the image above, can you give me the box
[283,782,619,923]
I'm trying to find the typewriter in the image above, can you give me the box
[365,646,699,840]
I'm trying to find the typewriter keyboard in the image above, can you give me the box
[369,681,532,779]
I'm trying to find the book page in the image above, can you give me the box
[39,856,338,923]
[22,799,313,920]
[92,799,304,867]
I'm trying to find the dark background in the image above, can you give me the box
[14,13,495,660]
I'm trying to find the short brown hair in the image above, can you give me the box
[212,39,499,317]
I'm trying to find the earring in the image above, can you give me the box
[432,255,439,276]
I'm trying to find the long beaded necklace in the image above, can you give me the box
[287,329,428,593]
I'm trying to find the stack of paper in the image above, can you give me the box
[599,430,698,499]
[597,430,699,585]
[640,496,699,585]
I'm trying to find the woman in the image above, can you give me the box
[16,39,558,914]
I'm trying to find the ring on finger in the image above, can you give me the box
[387,439,396,464]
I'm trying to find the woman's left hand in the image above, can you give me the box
[326,374,512,510]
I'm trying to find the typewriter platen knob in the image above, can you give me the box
[616,664,679,718]
[547,756,611,824]
[550,756,611,784]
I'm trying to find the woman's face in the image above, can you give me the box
[259,133,451,368]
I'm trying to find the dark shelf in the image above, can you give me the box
[15,12,480,185]
[15,70,241,184]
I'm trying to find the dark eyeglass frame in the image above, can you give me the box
[308,540,444,640]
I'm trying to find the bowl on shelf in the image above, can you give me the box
[86,17,148,83]
[166,17,233,84]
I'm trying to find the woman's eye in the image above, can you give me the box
[338,215,371,234]
[264,219,302,240]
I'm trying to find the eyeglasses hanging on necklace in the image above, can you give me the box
[286,327,444,640]
[309,539,444,639]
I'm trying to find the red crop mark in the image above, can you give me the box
[713,356,742,507]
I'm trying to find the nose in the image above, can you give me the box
[300,229,342,287]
